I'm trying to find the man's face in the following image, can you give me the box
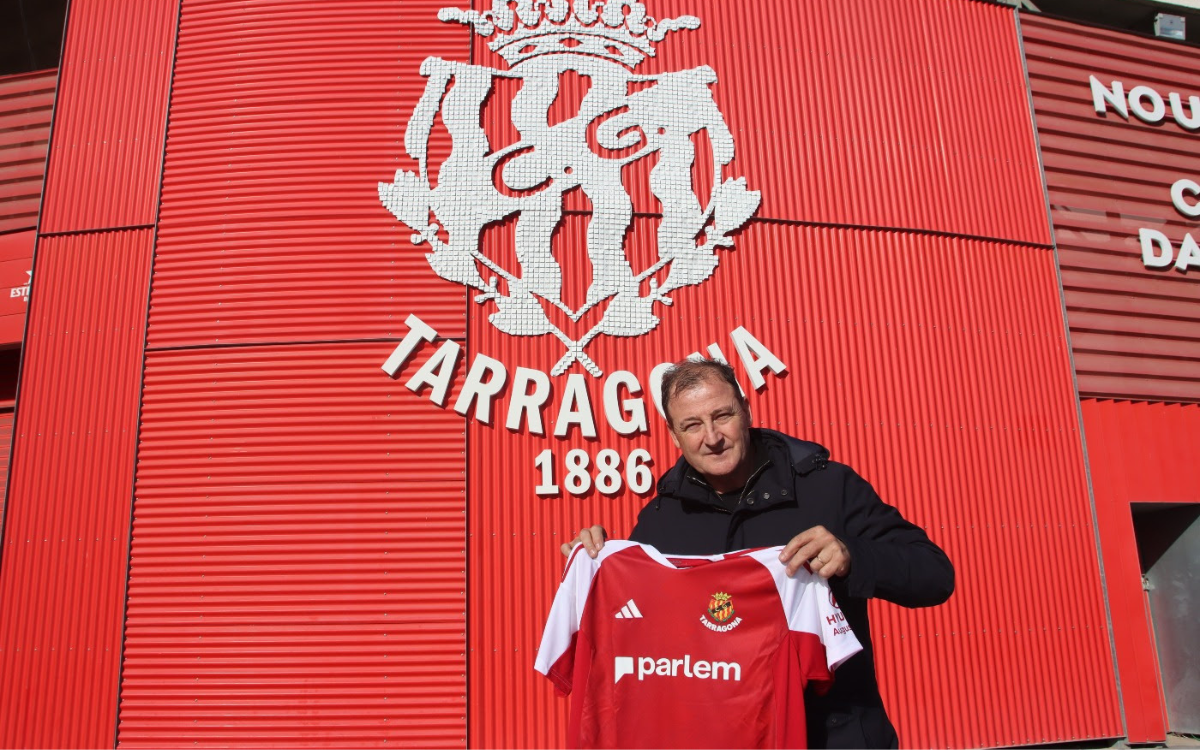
[666,376,753,493]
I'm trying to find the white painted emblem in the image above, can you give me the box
[379,0,761,377]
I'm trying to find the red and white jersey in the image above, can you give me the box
[534,541,863,749]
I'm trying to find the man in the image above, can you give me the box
[562,359,954,748]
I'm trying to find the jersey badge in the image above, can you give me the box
[701,592,742,632]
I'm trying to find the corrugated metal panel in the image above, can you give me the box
[120,343,466,748]
[1082,400,1200,505]
[1022,15,1200,402]
[0,228,154,748]
[147,0,469,349]
[462,0,1045,244]
[0,410,12,511]
[0,70,56,234]
[0,230,35,346]
[456,219,1121,748]
[37,0,176,234]
[1080,398,1200,743]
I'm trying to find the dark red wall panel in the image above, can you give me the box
[37,0,177,233]
[1081,398,1200,743]
[1023,14,1200,402]
[0,229,154,748]
[0,410,12,511]
[0,70,55,234]
[0,230,34,346]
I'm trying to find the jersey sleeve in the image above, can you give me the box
[748,547,864,684]
[533,541,637,695]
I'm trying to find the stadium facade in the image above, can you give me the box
[0,0,1197,746]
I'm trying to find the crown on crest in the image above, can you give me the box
[438,0,700,68]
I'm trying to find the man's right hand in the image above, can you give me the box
[561,525,607,558]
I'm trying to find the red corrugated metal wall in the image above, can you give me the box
[117,0,470,746]
[0,230,35,346]
[0,410,12,510]
[463,228,1122,749]
[37,0,176,234]
[0,229,155,747]
[0,70,54,345]
[0,0,177,744]
[1080,399,1200,743]
[1023,15,1200,402]
[0,70,56,235]
[122,346,467,747]
[440,1,1120,747]
[0,0,1139,747]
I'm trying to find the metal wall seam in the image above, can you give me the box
[37,0,177,234]
[1022,14,1200,403]
[0,70,57,234]
[0,229,155,748]
[461,220,1121,748]
[114,0,184,743]
[1014,6,1129,742]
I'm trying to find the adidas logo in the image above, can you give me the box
[614,599,643,619]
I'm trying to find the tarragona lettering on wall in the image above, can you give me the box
[1089,76,1200,274]
[380,314,788,497]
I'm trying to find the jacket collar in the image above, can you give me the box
[655,428,829,510]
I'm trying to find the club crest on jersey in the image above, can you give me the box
[378,0,762,378]
[702,591,742,632]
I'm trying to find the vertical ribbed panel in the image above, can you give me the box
[1023,15,1200,402]
[1081,399,1200,743]
[38,0,176,233]
[0,70,56,234]
[0,228,154,748]
[1081,400,1200,505]
[588,0,1048,243]
[119,344,466,748]
[460,221,1121,748]
[0,410,12,511]
[147,0,468,348]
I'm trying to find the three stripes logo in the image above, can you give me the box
[615,599,643,619]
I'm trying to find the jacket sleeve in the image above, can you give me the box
[836,467,955,608]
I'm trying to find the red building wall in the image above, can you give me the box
[1023,14,1200,741]
[0,0,177,744]
[1079,399,1200,743]
[0,1,1142,748]
[1023,14,1200,403]
[457,1,1116,747]
[117,1,472,746]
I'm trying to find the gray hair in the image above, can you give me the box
[660,359,745,426]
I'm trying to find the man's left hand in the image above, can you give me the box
[779,526,851,579]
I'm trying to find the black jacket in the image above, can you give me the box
[629,429,954,749]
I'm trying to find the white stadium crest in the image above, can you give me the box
[379,0,761,377]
